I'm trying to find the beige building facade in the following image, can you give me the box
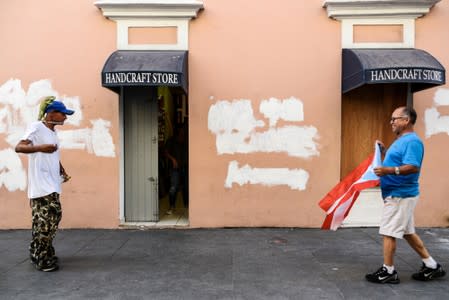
[1,0,448,229]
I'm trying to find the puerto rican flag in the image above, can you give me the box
[319,142,382,230]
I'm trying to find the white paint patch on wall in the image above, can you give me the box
[0,79,84,147]
[0,78,116,192]
[57,119,115,157]
[215,125,319,157]
[208,99,265,136]
[225,161,309,191]
[58,128,92,150]
[208,97,319,191]
[91,119,115,157]
[208,98,319,158]
[62,96,83,126]
[433,88,449,106]
[425,88,449,138]
[259,97,304,127]
[0,148,27,191]
[424,108,449,138]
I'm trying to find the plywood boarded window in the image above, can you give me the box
[341,84,407,179]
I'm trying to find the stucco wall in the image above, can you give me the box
[413,3,449,227]
[188,0,341,227]
[1,0,448,229]
[0,0,120,228]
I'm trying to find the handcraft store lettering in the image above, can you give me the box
[104,72,179,85]
[369,69,443,83]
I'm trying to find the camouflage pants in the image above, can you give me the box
[30,193,62,266]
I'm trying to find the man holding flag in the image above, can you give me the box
[365,106,445,284]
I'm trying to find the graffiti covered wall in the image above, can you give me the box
[208,97,319,191]
[0,79,115,192]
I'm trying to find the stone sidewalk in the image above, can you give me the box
[1,228,448,299]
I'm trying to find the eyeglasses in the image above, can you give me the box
[390,116,408,122]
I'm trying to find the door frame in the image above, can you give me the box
[118,86,189,225]
[119,86,125,224]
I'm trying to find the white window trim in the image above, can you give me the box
[323,0,441,49]
[94,0,204,19]
[118,19,189,50]
[95,0,203,50]
[342,18,415,49]
[323,0,441,20]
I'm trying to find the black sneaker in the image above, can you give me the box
[366,266,400,284]
[34,262,59,272]
[412,263,446,281]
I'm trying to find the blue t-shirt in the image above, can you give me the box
[380,132,424,199]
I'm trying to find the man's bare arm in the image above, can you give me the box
[15,140,58,154]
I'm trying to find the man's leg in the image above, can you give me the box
[383,235,396,266]
[29,195,59,271]
[365,197,400,284]
[181,168,188,208]
[29,198,42,264]
[404,233,446,281]
[168,169,179,214]
[403,233,430,259]
[47,193,62,260]
[365,235,400,284]
[30,198,52,265]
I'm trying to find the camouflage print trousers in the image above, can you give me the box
[30,192,62,267]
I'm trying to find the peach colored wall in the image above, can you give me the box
[188,0,341,227]
[0,0,120,228]
[1,0,449,229]
[413,3,449,227]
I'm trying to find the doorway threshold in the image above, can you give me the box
[121,211,189,229]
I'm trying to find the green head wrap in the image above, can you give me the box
[38,96,56,121]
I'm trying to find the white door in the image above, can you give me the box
[124,87,159,222]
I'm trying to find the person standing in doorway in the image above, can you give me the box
[365,106,445,284]
[15,97,74,272]
[165,126,188,215]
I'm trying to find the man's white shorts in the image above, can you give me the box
[379,196,419,239]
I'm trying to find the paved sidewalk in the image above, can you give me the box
[1,228,448,300]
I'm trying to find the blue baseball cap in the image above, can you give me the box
[44,101,75,115]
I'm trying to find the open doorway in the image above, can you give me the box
[123,86,189,225]
[157,86,189,224]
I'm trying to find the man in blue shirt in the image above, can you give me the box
[365,106,445,284]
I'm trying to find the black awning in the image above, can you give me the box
[101,50,188,93]
[342,48,445,94]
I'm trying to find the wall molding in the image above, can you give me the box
[323,0,441,48]
[323,0,441,20]
[95,0,204,19]
[94,0,204,50]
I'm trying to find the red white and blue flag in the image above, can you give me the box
[319,143,382,230]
